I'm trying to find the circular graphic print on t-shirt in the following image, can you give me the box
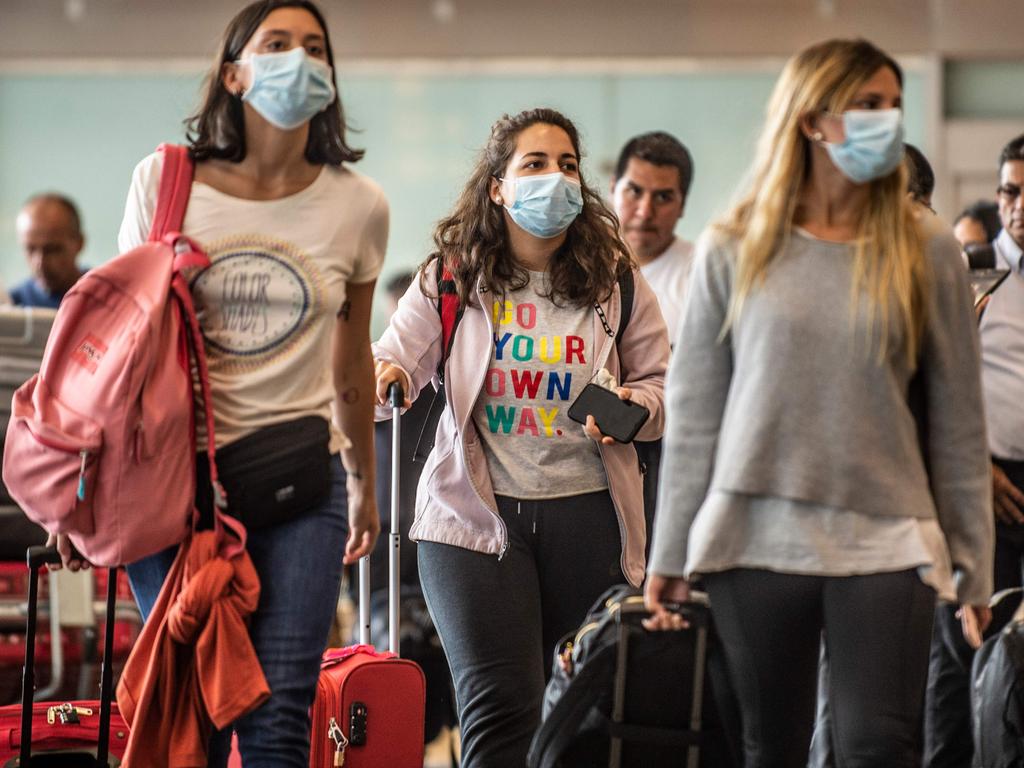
[191,235,322,368]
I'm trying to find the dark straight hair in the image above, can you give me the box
[185,0,363,166]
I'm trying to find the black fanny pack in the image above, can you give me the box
[196,416,333,530]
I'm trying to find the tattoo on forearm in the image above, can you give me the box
[341,387,359,404]
[337,300,352,321]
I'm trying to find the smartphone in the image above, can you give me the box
[969,268,1010,307]
[567,383,649,443]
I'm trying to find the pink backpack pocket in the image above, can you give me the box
[8,374,103,535]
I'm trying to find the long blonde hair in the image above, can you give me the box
[718,39,926,364]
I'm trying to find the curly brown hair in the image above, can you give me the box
[419,108,632,308]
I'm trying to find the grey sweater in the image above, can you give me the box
[649,218,995,604]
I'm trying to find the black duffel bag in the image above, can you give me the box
[528,585,739,768]
[972,587,1024,767]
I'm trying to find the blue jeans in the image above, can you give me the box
[126,460,349,768]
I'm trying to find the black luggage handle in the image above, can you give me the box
[26,545,62,570]
[388,381,405,409]
[20,545,119,767]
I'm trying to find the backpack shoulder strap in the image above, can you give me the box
[436,260,463,380]
[615,268,634,348]
[148,143,194,242]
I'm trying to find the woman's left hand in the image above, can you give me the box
[582,386,633,445]
[343,473,381,565]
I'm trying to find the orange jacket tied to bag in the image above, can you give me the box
[116,527,269,768]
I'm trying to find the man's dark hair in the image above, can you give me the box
[385,270,415,301]
[186,0,363,166]
[999,133,1024,170]
[904,143,934,204]
[614,131,694,200]
[22,193,83,236]
[954,200,1002,243]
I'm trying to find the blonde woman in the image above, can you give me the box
[644,39,993,766]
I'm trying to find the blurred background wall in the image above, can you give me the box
[1,0,1021,332]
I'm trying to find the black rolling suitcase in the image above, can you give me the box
[527,585,739,768]
[0,546,128,766]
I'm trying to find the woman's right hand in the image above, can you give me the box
[374,360,412,408]
[44,532,90,572]
[959,603,992,650]
[643,573,691,631]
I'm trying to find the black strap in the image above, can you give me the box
[615,268,634,348]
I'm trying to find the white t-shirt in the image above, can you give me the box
[118,152,388,451]
[638,237,694,345]
[472,272,607,500]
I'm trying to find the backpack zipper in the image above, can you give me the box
[77,450,89,501]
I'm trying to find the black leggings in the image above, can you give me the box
[703,568,935,768]
[417,490,624,768]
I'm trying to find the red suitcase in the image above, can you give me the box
[0,546,129,766]
[309,383,426,767]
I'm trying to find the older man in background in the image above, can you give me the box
[12,193,86,308]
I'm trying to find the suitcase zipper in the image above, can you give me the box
[47,702,94,724]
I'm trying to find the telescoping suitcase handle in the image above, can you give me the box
[20,546,120,768]
[358,382,406,655]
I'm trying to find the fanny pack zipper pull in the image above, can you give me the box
[76,450,88,501]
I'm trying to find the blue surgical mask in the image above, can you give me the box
[503,172,584,239]
[824,108,905,184]
[240,47,336,130]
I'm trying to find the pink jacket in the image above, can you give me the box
[373,267,668,586]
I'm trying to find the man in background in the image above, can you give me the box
[924,133,1024,768]
[12,193,85,308]
[611,131,695,345]
[610,131,695,544]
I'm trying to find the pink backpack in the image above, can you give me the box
[2,144,227,567]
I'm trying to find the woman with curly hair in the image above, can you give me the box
[374,107,669,766]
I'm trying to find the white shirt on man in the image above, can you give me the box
[980,228,1024,460]
[637,236,694,345]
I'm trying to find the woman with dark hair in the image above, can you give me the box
[645,39,992,766]
[954,199,1002,249]
[114,1,384,764]
[374,107,669,766]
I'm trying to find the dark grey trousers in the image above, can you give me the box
[418,490,624,768]
[703,568,934,768]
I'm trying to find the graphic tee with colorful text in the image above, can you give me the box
[472,272,608,499]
